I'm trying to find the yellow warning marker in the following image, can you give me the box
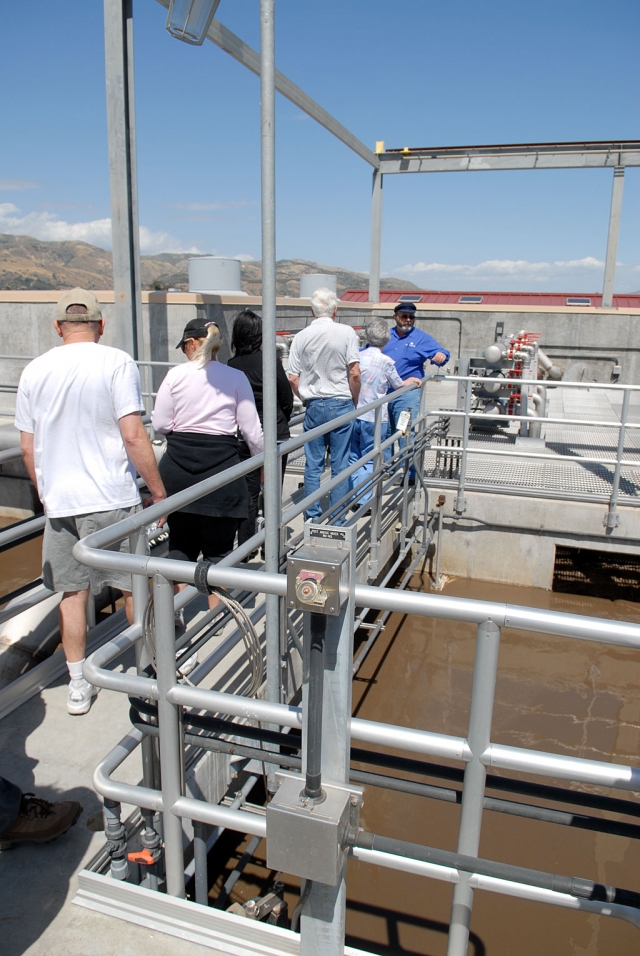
[375,140,385,154]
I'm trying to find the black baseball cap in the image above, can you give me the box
[175,318,218,349]
[393,302,417,314]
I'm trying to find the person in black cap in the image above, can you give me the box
[382,302,449,480]
[152,317,264,607]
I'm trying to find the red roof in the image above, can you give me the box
[340,290,640,309]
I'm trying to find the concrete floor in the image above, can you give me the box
[0,642,226,956]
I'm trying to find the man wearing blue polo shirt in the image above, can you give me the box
[382,301,449,480]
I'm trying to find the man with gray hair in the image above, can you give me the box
[287,287,361,524]
[15,289,166,715]
[349,318,421,505]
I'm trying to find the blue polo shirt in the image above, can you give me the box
[382,325,450,382]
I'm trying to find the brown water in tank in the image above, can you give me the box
[214,574,640,956]
[0,516,42,604]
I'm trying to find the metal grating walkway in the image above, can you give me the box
[423,382,640,501]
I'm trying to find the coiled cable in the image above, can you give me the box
[141,582,264,697]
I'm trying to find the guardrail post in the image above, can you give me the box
[132,529,161,886]
[605,387,629,533]
[153,571,185,898]
[447,619,500,956]
[413,379,429,520]
[432,495,446,591]
[300,526,357,955]
[368,405,383,580]
[454,379,471,514]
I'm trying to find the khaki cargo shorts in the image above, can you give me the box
[42,504,142,595]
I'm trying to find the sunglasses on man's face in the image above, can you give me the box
[397,312,414,319]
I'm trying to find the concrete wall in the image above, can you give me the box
[1,291,638,388]
[428,487,640,590]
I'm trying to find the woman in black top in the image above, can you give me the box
[227,309,294,549]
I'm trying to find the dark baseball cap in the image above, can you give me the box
[175,318,218,349]
[393,301,417,314]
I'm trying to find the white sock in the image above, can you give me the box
[67,659,87,685]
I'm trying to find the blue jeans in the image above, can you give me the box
[388,389,420,479]
[349,420,381,504]
[303,398,355,524]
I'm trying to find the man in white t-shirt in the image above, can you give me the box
[15,289,166,715]
[288,287,361,524]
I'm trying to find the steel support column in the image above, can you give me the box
[300,527,357,956]
[103,0,143,359]
[447,620,501,956]
[153,572,185,898]
[132,529,160,888]
[260,0,281,790]
[368,168,383,303]
[602,166,625,309]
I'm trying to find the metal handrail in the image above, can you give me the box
[426,374,640,525]
[72,380,640,947]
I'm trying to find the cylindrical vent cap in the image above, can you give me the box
[188,257,247,295]
[299,274,337,299]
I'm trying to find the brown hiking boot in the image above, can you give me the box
[0,793,82,849]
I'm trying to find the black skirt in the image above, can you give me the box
[159,432,249,518]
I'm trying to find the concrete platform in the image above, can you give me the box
[422,383,640,588]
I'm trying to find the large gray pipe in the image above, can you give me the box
[538,348,563,381]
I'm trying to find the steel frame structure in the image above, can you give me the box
[370,141,640,308]
[66,397,640,956]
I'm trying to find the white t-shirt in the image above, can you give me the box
[15,342,144,518]
[287,317,360,401]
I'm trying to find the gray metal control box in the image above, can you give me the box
[266,773,362,886]
[286,545,350,616]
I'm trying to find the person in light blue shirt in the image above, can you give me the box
[349,318,421,506]
[382,301,449,481]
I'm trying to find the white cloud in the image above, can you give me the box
[0,203,201,255]
[234,253,255,262]
[0,178,40,191]
[385,255,640,292]
[392,256,606,282]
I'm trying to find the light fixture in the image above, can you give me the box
[165,0,222,45]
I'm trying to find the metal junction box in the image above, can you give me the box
[266,773,362,886]
[286,545,350,616]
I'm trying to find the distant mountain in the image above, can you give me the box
[0,234,420,296]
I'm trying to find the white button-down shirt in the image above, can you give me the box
[357,346,403,422]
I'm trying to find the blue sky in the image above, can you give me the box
[1,0,639,292]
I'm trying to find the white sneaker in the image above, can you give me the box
[67,681,100,716]
[178,653,198,678]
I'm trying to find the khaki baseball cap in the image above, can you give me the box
[56,288,103,322]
